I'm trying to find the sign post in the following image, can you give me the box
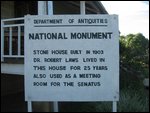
[113,101,117,112]
[28,101,32,112]
[48,1,59,112]
[25,14,119,111]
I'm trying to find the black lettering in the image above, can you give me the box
[44,58,62,62]
[78,82,101,87]
[48,66,66,70]
[92,50,104,54]
[65,58,78,62]
[51,50,67,55]
[71,32,112,39]
[65,74,71,78]
[86,50,90,54]
[50,82,60,86]
[33,58,41,62]
[99,58,105,62]
[33,66,46,70]
[73,74,77,78]
[49,74,62,78]
[33,50,49,55]
[84,66,91,70]
[70,50,82,54]
[79,74,101,78]
[93,66,108,70]
[83,58,97,62]
[28,33,68,40]
[63,82,74,87]
[33,82,47,86]
[33,74,46,78]
[70,66,81,70]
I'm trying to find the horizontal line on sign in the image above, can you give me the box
[34,25,108,27]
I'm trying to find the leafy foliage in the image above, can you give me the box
[120,33,149,78]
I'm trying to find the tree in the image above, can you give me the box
[120,33,149,78]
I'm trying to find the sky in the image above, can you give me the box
[101,1,149,39]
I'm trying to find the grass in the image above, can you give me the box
[118,90,149,112]
[92,89,149,112]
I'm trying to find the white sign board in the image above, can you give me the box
[25,15,119,101]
